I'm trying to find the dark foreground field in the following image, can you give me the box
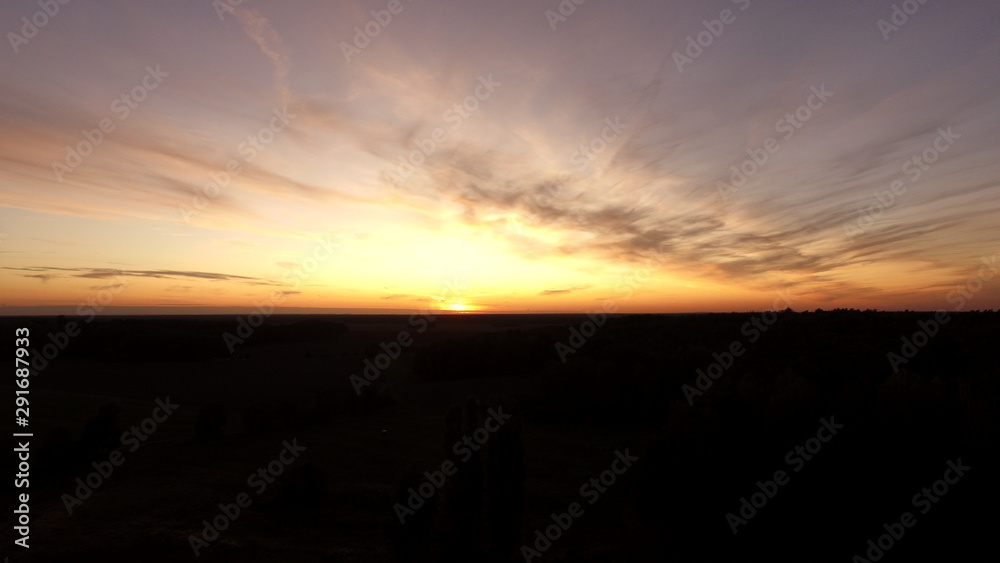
[2,311,998,562]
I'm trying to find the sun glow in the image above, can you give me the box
[444,301,479,312]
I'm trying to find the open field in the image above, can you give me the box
[2,311,998,562]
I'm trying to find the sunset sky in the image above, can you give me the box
[2,0,999,314]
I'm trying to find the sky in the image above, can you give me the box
[1,0,999,314]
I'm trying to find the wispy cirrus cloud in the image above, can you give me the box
[3,266,271,284]
[232,6,293,105]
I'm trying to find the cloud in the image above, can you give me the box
[233,7,293,104]
[381,293,415,300]
[540,287,588,296]
[90,283,127,291]
[3,266,273,284]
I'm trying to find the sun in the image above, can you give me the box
[443,301,479,312]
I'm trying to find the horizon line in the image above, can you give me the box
[1,305,991,317]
